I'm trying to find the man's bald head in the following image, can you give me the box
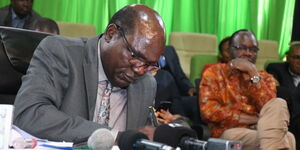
[101,4,166,87]
[108,4,165,38]
[287,42,300,75]
[229,29,259,64]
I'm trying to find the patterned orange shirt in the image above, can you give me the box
[199,63,277,138]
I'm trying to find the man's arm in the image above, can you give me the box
[200,65,241,126]
[229,58,276,111]
[247,71,277,110]
[13,37,104,142]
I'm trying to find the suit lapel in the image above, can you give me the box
[284,63,296,89]
[3,6,12,27]
[83,36,100,120]
[126,74,156,129]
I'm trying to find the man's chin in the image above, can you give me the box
[112,79,131,88]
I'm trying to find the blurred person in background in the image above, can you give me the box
[0,0,40,29]
[33,17,59,35]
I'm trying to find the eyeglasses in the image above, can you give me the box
[116,24,160,72]
[232,46,259,53]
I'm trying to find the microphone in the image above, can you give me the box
[154,124,242,150]
[87,128,115,150]
[179,137,208,150]
[153,123,198,148]
[118,130,174,150]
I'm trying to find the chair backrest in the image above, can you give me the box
[256,40,280,70]
[169,32,217,77]
[57,22,96,38]
[0,26,51,104]
[190,54,218,86]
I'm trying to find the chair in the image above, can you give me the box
[189,54,218,86]
[169,32,217,78]
[56,22,96,38]
[0,26,51,104]
[256,40,280,70]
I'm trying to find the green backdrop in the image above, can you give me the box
[0,0,295,58]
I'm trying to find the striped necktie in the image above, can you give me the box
[95,81,112,126]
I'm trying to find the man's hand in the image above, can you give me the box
[188,88,196,96]
[156,110,180,124]
[239,113,258,125]
[229,58,258,77]
[138,126,156,140]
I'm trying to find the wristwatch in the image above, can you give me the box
[250,75,261,84]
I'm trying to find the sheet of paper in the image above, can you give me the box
[0,105,14,150]
[10,125,73,149]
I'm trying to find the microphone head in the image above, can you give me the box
[153,123,197,148]
[118,130,148,150]
[87,128,115,150]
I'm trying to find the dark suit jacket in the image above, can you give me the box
[13,35,156,142]
[266,62,300,150]
[290,86,300,150]
[163,46,194,96]
[0,5,40,29]
[266,62,296,100]
[154,69,184,115]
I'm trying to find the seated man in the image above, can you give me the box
[13,4,166,142]
[0,0,40,29]
[266,41,300,150]
[162,46,196,96]
[160,46,199,123]
[201,36,231,77]
[159,37,233,125]
[200,29,295,150]
[266,42,300,100]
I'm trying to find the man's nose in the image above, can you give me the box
[244,48,253,55]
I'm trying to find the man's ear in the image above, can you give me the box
[104,24,118,43]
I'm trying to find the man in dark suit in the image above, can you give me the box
[162,46,195,96]
[266,41,300,150]
[0,0,40,29]
[160,46,201,123]
[13,4,165,142]
[266,42,300,100]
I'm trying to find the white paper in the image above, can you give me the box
[0,105,14,150]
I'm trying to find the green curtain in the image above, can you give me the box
[0,0,295,58]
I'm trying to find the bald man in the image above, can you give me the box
[200,29,295,150]
[13,4,166,142]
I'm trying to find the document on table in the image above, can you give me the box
[0,105,13,150]
[10,125,73,150]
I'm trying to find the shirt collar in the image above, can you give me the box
[288,67,300,78]
[11,9,18,20]
[11,7,30,20]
